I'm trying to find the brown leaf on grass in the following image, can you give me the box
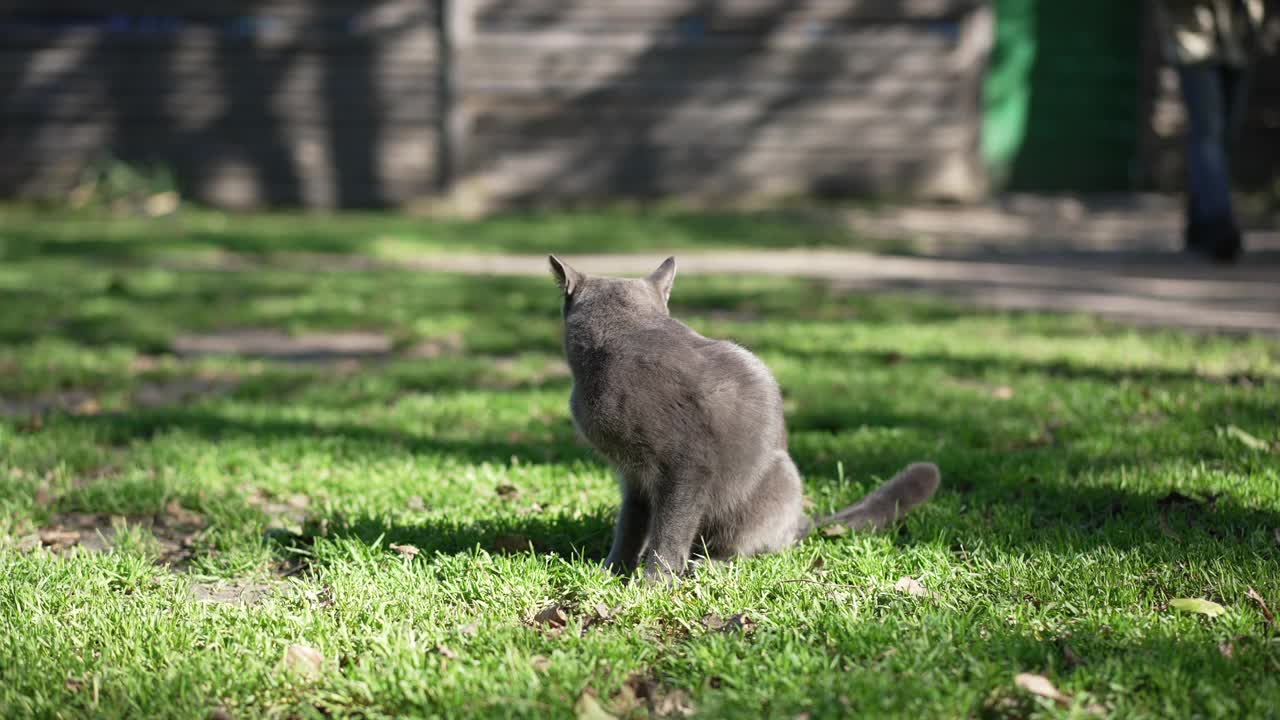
[808,555,826,573]
[592,602,612,620]
[389,543,420,560]
[1014,673,1103,714]
[702,612,756,634]
[610,681,645,715]
[530,655,551,672]
[65,676,85,692]
[495,483,521,499]
[72,397,101,415]
[653,688,696,717]
[894,576,936,598]
[723,613,757,634]
[458,622,479,637]
[992,385,1015,400]
[574,688,617,720]
[435,644,459,660]
[191,580,275,606]
[163,499,206,528]
[533,604,568,629]
[1246,587,1275,628]
[34,485,54,507]
[406,495,426,512]
[1014,673,1069,705]
[283,644,324,678]
[39,527,83,551]
[1219,639,1235,658]
[1220,425,1271,452]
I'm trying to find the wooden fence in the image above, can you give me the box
[1,0,993,208]
[9,2,1276,209]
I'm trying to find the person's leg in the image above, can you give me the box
[1177,64,1232,224]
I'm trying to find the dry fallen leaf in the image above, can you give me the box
[495,483,521,499]
[894,576,935,598]
[389,543,420,560]
[73,397,101,415]
[435,644,459,660]
[1015,673,1070,706]
[1170,598,1227,618]
[1246,587,1275,628]
[592,602,612,620]
[653,688,695,717]
[574,688,617,720]
[283,643,324,678]
[1219,639,1235,658]
[39,527,82,551]
[531,655,551,672]
[34,486,53,507]
[723,613,756,634]
[458,623,479,637]
[163,499,205,528]
[406,495,426,512]
[1220,425,1271,452]
[533,604,568,629]
[702,613,725,631]
[992,385,1015,400]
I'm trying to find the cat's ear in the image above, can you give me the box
[648,256,677,303]
[548,254,582,295]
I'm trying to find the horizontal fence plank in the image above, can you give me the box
[473,0,979,25]
[458,48,965,86]
[2,91,437,125]
[0,22,439,50]
[465,124,973,151]
[466,29,958,52]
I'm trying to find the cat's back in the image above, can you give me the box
[582,318,781,434]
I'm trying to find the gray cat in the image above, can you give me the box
[550,255,940,583]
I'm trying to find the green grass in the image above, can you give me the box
[0,202,904,262]
[2,209,1280,719]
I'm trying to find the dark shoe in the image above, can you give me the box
[1185,218,1242,263]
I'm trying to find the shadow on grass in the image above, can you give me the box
[46,404,1280,571]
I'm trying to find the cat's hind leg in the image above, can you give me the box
[720,451,807,558]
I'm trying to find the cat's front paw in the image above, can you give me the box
[603,555,635,577]
[641,552,685,587]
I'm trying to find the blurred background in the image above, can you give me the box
[1,0,1277,212]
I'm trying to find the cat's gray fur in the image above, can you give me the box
[550,255,940,583]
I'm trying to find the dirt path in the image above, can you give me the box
[387,246,1280,334]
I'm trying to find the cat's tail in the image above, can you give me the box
[806,462,940,535]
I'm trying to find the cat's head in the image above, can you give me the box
[548,255,676,323]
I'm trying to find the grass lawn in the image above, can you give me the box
[2,207,1279,719]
